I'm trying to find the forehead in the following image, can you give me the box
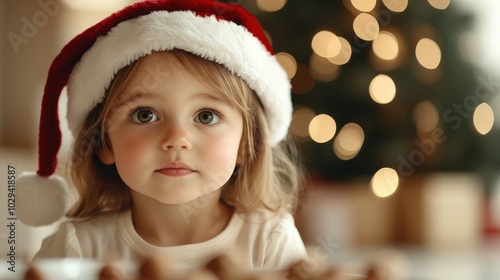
[110,52,235,106]
[121,51,239,101]
[128,52,212,89]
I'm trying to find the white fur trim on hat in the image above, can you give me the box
[16,172,69,226]
[67,10,292,146]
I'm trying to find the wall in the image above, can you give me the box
[2,0,62,149]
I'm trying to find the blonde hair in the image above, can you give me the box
[67,50,303,218]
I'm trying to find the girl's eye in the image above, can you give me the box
[194,110,220,125]
[131,109,158,123]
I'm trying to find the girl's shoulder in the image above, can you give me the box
[236,207,297,232]
[34,211,128,260]
[78,210,127,241]
[54,211,126,247]
[234,208,307,268]
[70,211,124,230]
[41,211,123,240]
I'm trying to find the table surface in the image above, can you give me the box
[325,237,500,280]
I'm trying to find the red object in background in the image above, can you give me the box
[483,200,500,236]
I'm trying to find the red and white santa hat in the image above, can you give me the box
[17,0,292,226]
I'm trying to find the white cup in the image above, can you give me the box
[0,260,27,280]
[31,259,103,280]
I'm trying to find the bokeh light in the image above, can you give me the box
[256,0,287,12]
[473,102,494,135]
[291,107,316,140]
[428,0,450,10]
[370,167,399,198]
[309,114,337,143]
[353,13,379,41]
[351,0,376,12]
[382,0,408,12]
[312,31,342,58]
[310,53,340,82]
[333,123,365,160]
[328,37,352,65]
[369,74,396,104]
[276,52,297,79]
[415,38,441,69]
[372,31,399,61]
[413,101,439,133]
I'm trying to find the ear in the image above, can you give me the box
[96,146,115,165]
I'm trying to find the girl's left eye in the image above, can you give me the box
[131,109,158,124]
[194,110,220,125]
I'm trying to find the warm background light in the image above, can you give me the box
[333,123,365,160]
[310,53,340,82]
[371,167,400,198]
[413,101,439,133]
[382,0,408,12]
[428,0,450,10]
[473,102,494,135]
[312,31,341,58]
[351,0,376,12]
[328,37,352,65]
[309,114,337,143]
[257,0,287,12]
[372,31,399,61]
[276,52,297,79]
[353,13,379,41]
[291,107,316,140]
[416,38,442,69]
[369,74,396,104]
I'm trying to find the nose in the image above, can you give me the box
[161,122,192,151]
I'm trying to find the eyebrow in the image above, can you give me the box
[191,92,230,104]
[114,92,230,110]
[114,92,155,109]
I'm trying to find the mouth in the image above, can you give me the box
[155,162,195,177]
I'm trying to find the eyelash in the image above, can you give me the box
[195,107,225,126]
[199,107,224,117]
[128,106,158,124]
[126,106,225,124]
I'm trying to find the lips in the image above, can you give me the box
[156,162,195,177]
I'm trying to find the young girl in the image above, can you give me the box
[17,0,307,272]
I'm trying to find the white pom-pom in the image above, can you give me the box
[16,172,69,226]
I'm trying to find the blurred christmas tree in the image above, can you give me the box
[235,0,496,182]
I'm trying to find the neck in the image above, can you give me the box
[130,190,233,246]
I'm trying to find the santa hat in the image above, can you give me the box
[17,0,292,227]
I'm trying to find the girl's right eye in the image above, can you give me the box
[131,109,158,124]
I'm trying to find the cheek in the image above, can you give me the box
[204,136,241,181]
[110,133,151,167]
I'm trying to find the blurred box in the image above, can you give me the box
[296,179,398,248]
[398,173,484,248]
[296,172,484,250]
[349,183,398,246]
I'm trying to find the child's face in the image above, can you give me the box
[100,53,243,205]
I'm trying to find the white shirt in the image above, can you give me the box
[34,208,307,272]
